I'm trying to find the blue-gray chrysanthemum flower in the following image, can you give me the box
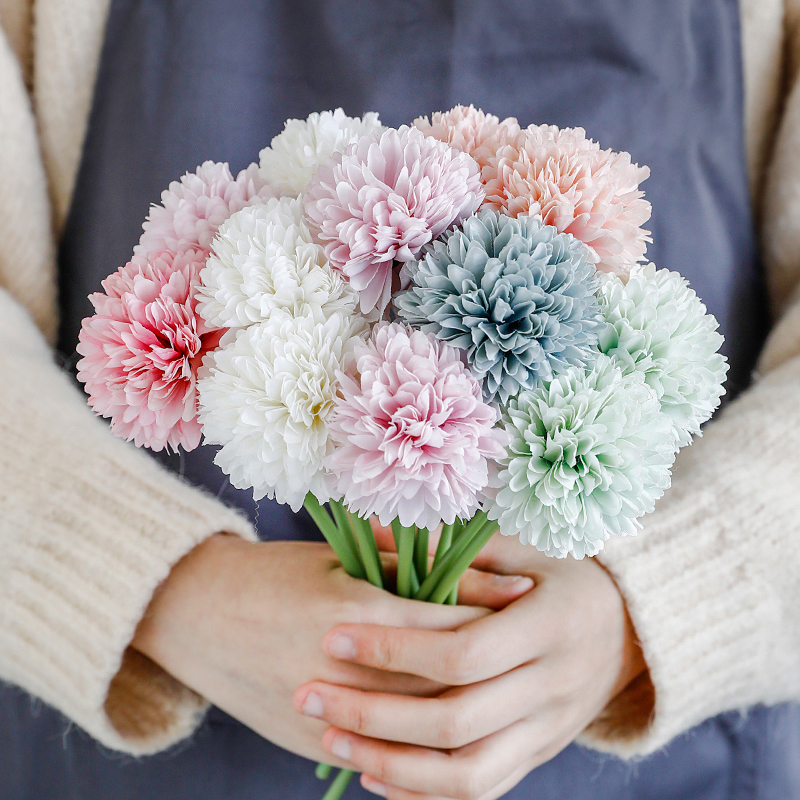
[395,209,602,404]
[598,265,728,448]
[486,355,677,559]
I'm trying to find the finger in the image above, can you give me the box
[295,661,544,749]
[456,568,533,610]
[465,531,553,575]
[321,715,541,799]
[361,757,536,800]
[324,590,556,685]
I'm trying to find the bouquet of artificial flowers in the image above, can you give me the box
[77,106,727,798]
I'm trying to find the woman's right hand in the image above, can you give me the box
[131,534,530,766]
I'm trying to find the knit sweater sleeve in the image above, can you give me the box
[0,290,258,756]
[580,13,800,756]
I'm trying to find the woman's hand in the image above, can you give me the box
[131,533,531,767]
[294,534,649,799]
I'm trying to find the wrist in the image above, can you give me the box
[130,532,250,676]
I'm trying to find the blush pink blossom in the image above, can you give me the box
[414,104,520,169]
[482,125,651,278]
[326,323,508,529]
[304,126,484,315]
[134,161,274,258]
[77,248,224,452]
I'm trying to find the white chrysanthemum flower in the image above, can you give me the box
[259,109,384,197]
[198,313,369,510]
[598,264,728,448]
[196,198,359,329]
[487,356,677,559]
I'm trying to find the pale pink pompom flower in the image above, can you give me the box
[326,322,508,530]
[414,104,520,169]
[304,126,484,315]
[482,125,651,278]
[77,248,225,452]
[134,161,274,257]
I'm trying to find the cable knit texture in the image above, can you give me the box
[0,0,798,759]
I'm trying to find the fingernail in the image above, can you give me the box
[327,634,357,660]
[300,691,323,718]
[330,735,351,761]
[494,574,534,591]
[362,777,388,796]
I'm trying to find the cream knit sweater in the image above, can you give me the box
[0,0,798,761]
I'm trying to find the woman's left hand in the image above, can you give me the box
[293,533,649,800]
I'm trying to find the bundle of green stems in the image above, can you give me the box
[302,494,499,800]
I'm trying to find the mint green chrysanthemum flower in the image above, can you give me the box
[598,264,728,448]
[487,355,677,559]
[395,210,602,404]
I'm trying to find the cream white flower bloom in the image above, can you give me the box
[196,198,358,329]
[197,313,369,511]
[598,264,728,447]
[259,108,384,197]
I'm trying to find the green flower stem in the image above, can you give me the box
[433,523,455,569]
[414,527,429,581]
[329,499,366,580]
[320,768,354,800]
[414,511,488,602]
[447,584,458,604]
[428,518,498,604]
[315,763,333,780]
[349,512,385,589]
[303,495,364,579]
[393,521,418,598]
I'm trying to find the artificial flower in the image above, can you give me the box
[414,104,520,169]
[197,312,368,510]
[326,322,508,529]
[77,248,222,452]
[259,108,383,197]
[487,355,676,558]
[482,125,651,278]
[197,197,358,329]
[598,264,728,447]
[396,210,601,403]
[304,126,484,314]
[135,161,273,258]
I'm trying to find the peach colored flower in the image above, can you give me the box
[414,104,520,169]
[482,125,651,278]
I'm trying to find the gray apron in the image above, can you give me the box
[4,0,796,797]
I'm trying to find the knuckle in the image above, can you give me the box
[451,765,489,800]
[436,702,473,749]
[373,632,399,671]
[370,756,398,787]
[346,702,370,735]
[442,635,484,684]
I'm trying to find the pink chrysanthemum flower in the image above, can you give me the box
[134,161,274,257]
[414,104,521,169]
[304,126,484,315]
[77,248,224,452]
[482,125,651,278]
[327,322,508,529]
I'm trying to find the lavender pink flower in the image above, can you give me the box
[414,104,520,169]
[326,322,508,529]
[77,248,224,452]
[134,161,274,258]
[482,125,651,278]
[304,126,484,315]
